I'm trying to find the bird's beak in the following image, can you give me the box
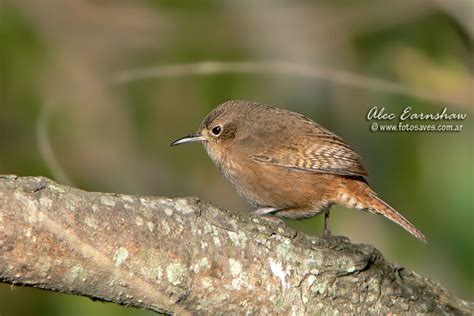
[170,133,206,146]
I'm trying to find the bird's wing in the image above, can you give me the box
[246,122,368,177]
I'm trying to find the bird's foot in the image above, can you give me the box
[252,207,279,216]
[322,226,331,239]
[251,208,285,225]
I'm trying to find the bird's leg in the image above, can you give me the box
[252,207,279,216]
[322,207,331,238]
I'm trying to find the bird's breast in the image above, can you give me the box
[205,144,333,210]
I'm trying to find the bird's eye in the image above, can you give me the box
[211,125,222,136]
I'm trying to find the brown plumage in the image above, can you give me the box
[171,100,426,242]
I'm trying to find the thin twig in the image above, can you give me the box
[114,61,469,108]
[36,104,74,186]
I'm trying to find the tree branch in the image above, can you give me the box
[0,175,471,314]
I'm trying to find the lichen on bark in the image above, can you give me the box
[0,175,472,315]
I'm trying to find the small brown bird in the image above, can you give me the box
[171,100,426,242]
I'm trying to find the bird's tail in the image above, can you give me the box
[337,180,427,243]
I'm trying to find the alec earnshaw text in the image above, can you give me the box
[367,106,467,121]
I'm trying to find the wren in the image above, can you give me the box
[171,100,426,242]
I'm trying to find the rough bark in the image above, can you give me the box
[0,175,471,315]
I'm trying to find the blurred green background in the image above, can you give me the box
[0,1,472,315]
